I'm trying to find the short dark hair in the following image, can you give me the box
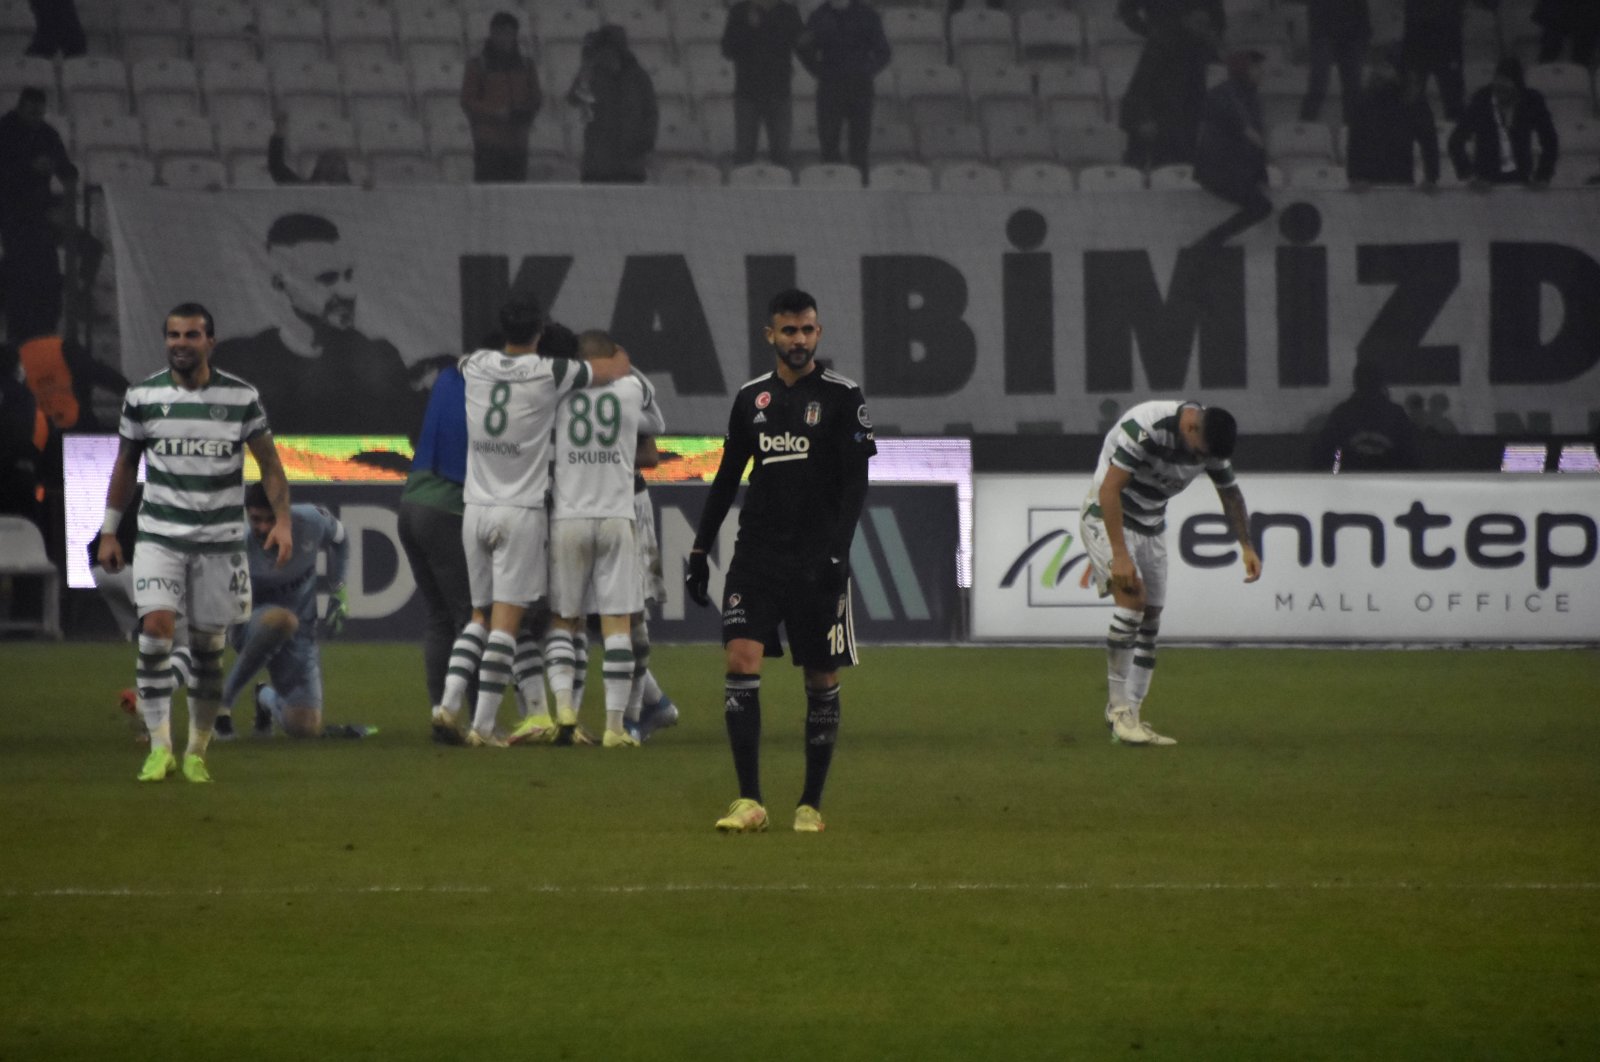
[489,10,518,31]
[244,482,271,511]
[498,297,544,345]
[577,329,616,360]
[18,86,47,107]
[266,212,340,249]
[166,302,215,337]
[1202,406,1238,459]
[540,321,579,357]
[768,288,817,318]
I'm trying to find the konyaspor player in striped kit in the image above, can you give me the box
[98,303,293,783]
[1078,400,1261,746]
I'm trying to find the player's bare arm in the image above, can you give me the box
[249,433,293,567]
[1098,465,1140,593]
[584,344,632,387]
[1218,484,1262,582]
[97,435,144,573]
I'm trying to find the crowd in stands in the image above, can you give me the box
[0,0,1590,196]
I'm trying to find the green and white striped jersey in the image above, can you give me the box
[119,367,269,553]
[552,369,665,520]
[1090,400,1236,536]
[461,348,590,509]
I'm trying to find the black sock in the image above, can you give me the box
[724,673,762,803]
[799,683,840,810]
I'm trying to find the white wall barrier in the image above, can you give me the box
[972,474,1599,643]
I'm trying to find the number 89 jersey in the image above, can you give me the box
[552,369,665,520]
[461,348,591,509]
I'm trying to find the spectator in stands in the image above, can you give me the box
[1532,0,1598,67]
[1192,51,1273,251]
[461,11,542,183]
[797,0,892,177]
[1311,361,1421,471]
[1117,0,1226,40]
[1118,8,1219,170]
[267,112,354,185]
[722,0,805,167]
[1448,57,1559,190]
[0,341,44,521]
[25,0,86,59]
[1401,0,1474,122]
[211,213,422,434]
[1346,46,1439,189]
[569,25,658,184]
[0,88,78,344]
[1300,0,1371,125]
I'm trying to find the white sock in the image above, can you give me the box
[136,634,175,750]
[1106,607,1140,708]
[602,632,634,733]
[1126,619,1160,711]
[186,630,227,756]
[546,628,576,717]
[441,622,487,715]
[472,630,516,734]
[512,634,547,719]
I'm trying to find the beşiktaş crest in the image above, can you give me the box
[805,401,821,426]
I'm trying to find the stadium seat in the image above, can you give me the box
[1017,8,1084,67]
[287,114,357,167]
[130,57,201,116]
[201,57,270,106]
[438,152,475,183]
[395,3,465,49]
[0,0,32,39]
[0,55,58,99]
[966,64,1036,127]
[868,161,934,191]
[1286,162,1348,190]
[1526,62,1595,112]
[698,96,738,158]
[422,97,471,150]
[229,153,276,187]
[882,6,946,58]
[144,111,215,159]
[871,114,917,163]
[528,1,601,47]
[411,51,466,104]
[653,157,723,187]
[1075,163,1145,192]
[215,112,274,162]
[1054,120,1123,167]
[1006,160,1076,195]
[1148,162,1199,190]
[359,114,429,159]
[0,517,61,639]
[936,160,1005,193]
[83,148,157,186]
[1260,62,1313,130]
[1038,63,1105,126]
[644,60,692,112]
[985,117,1056,164]
[684,44,736,99]
[1550,153,1600,187]
[188,0,258,55]
[329,3,398,61]
[74,112,144,154]
[726,161,795,188]
[654,111,710,158]
[528,157,581,183]
[117,0,188,65]
[798,162,865,188]
[1086,12,1143,74]
[605,5,671,50]
[349,94,413,130]
[895,61,968,128]
[1270,120,1336,164]
[670,2,725,51]
[949,6,1015,71]
[917,119,986,162]
[1557,116,1600,156]
[272,58,344,123]
[1227,9,1291,66]
[369,154,440,184]
[61,56,130,116]
[158,155,228,189]
[342,55,413,115]
[259,4,327,57]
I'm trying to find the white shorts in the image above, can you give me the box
[1079,499,1169,609]
[633,489,665,607]
[553,516,637,617]
[463,503,548,609]
[132,540,252,631]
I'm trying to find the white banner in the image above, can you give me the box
[972,473,1600,643]
[105,186,1600,436]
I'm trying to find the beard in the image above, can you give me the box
[777,342,816,372]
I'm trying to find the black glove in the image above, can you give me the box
[685,551,711,608]
[818,554,849,598]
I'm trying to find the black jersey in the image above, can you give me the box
[697,363,876,564]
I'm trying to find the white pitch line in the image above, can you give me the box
[4,881,1599,899]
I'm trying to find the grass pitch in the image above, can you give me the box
[2,641,1598,1061]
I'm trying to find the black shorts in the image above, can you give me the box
[720,552,859,671]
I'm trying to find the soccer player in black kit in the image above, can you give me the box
[685,289,876,834]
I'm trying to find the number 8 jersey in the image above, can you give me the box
[460,348,591,509]
[551,369,665,520]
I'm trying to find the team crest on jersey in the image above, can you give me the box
[209,405,227,421]
[728,593,741,608]
[856,404,871,428]
[804,402,821,426]
[755,391,771,409]
[230,553,244,568]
